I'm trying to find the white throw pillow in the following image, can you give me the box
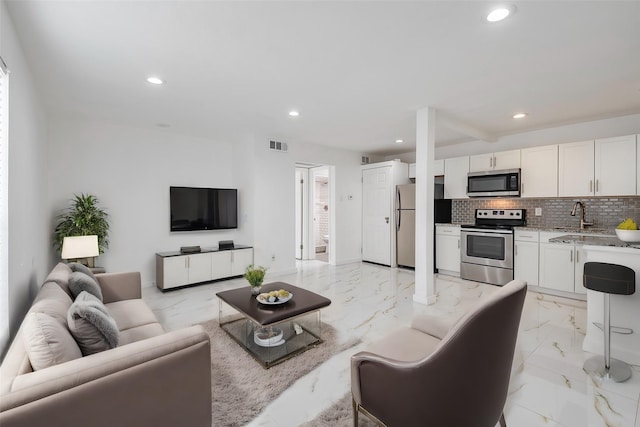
[22,311,82,370]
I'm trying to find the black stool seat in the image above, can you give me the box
[583,262,636,383]
[583,262,635,295]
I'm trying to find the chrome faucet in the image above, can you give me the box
[570,201,594,229]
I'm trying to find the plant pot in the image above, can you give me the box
[250,285,262,295]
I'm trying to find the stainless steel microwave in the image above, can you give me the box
[467,168,520,197]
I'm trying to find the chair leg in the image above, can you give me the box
[352,398,358,427]
[499,412,507,427]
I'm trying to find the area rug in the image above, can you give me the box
[301,393,378,427]
[199,319,360,426]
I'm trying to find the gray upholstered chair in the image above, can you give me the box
[351,279,527,427]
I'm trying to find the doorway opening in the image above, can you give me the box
[294,163,334,264]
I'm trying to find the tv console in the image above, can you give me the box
[155,245,253,291]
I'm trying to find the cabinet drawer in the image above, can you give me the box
[436,225,460,237]
[515,230,539,242]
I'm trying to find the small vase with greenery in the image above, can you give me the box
[244,264,267,295]
[53,193,110,264]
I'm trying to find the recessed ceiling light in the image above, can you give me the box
[513,113,527,119]
[146,77,164,85]
[487,6,515,22]
[395,139,404,144]
[288,110,300,117]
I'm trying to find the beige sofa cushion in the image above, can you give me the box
[119,323,165,345]
[21,312,82,371]
[42,262,73,298]
[106,299,159,331]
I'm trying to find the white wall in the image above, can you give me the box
[241,137,363,277]
[47,117,238,285]
[47,118,365,285]
[1,0,50,355]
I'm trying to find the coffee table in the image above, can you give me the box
[216,282,332,368]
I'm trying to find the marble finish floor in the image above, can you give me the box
[143,261,640,427]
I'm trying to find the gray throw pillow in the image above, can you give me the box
[67,291,119,355]
[69,271,103,301]
[68,262,99,283]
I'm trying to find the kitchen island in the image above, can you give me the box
[549,235,640,365]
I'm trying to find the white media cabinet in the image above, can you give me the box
[155,245,253,290]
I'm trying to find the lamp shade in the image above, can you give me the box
[61,235,99,259]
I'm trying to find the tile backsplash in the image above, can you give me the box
[452,197,640,229]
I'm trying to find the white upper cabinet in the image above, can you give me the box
[558,140,595,197]
[444,156,469,199]
[409,163,416,179]
[469,149,521,172]
[594,134,637,196]
[432,159,445,176]
[521,145,558,198]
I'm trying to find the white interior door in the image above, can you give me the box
[362,167,391,265]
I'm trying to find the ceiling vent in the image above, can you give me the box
[269,140,288,153]
[361,155,371,165]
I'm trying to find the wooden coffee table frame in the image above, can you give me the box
[216,282,331,369]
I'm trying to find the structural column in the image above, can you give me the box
[413,107,436,305]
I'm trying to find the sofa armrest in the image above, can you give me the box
[96,272,141,303]
[1,326,211,427]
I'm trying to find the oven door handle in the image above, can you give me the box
[460,229,513,236]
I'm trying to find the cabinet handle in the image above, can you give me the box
[489,157,493,168]
[576,250,579,263]
[596,180,599,193]
[519,234,533,238]
[589,180,593,193]
[515,244,518,256]
[493,156,497,168]
[570,251,573,263]
[521,183,524,194]
[457,239,460,249]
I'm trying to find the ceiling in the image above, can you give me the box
[5,1,640,155]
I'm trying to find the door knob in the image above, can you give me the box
[385,217,390,223]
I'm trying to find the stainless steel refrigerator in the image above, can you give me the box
[396,184,416,268]
[396,181,452,268]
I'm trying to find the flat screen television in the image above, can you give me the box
[170,186,238,232]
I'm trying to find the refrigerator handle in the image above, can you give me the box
[396,209,401,232]
[396,188,401,210]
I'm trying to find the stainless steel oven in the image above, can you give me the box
[460,209,525,286]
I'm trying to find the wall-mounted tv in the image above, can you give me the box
[170,186,238,232]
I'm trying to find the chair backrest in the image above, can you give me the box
[361,279,527,426]
[583,262,635,295]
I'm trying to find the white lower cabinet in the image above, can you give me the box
[435,225,460,275]
[156,247,253,290]
[539,243,575,293]
[514,230,539,286]
[538,232,587,295]
[211,251,232,281]
[230,248,254,276]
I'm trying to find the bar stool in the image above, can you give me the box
[582,262,636,382]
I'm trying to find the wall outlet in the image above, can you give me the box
[271,254,276,261]
[535,207,542,216]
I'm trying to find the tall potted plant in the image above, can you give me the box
[54,193,110,257]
